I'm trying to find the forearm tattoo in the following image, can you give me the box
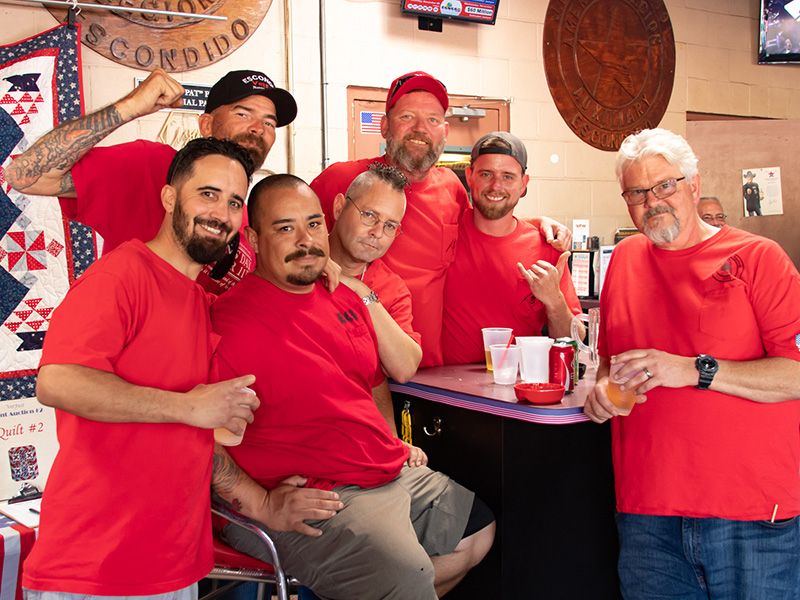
[212,443,245,511]
[7,105,123,191]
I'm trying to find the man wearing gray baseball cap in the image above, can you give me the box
[442,131,584,365]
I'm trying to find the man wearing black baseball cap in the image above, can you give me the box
[7,67,297,295]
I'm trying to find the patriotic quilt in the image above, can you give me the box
[0,23,100,500]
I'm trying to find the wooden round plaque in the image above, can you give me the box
[47,0,273,73]
[543,0,676,151]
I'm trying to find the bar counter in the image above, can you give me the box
[390,364,620,599]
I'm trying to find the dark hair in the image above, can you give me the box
[166,137,255,185]
[247,173,310,231]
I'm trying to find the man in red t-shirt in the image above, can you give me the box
[442,132,583,364]
[211,175,495,599]
[584,128,800,598]
[22,139,261,598]
[311,71,571,366]
[6,68,297,295]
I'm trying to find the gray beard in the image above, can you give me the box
[643,206,681,245]
[385,134,445,174]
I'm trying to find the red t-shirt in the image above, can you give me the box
[442,210,582,364]
[211,275,408,491]
[70,140,255,295]
[311,156,469,366]
[23,240,216,595]
[362,257,422,347]
[599,227,800,520]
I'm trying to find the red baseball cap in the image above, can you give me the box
[385,71,448,112]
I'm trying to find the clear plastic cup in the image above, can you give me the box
[606,381,637,416]
[213,387,257,446]
[481,328,513,371]
[489,344,520,385]
[517,336,554,383]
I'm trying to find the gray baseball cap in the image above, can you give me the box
[470,131,527,172]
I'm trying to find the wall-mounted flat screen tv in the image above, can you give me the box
[759,0,800,64]
[401,0,500,25]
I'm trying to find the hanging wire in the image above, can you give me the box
[5,0,227,21]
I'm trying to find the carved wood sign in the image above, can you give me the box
[543,0,675,151]
[47,0,273,73]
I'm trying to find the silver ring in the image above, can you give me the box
[643,367,654,380]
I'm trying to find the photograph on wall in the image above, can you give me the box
[741,167,783,217]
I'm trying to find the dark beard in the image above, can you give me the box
[474,198,514,221]
[385,132,445,174]
[172,198,231,264]
[284,247,327,286]
[230,132,267,168]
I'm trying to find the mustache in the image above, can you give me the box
[644,205,675,220]
[284,247,326,262]
[194,217,232,234]
[403,132,431,145]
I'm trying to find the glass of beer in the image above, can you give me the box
[606,365,637,416]
[481,328,513,371]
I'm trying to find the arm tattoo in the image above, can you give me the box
[58,171,75,195]
[212,443,246,507]
[7,104,124,192]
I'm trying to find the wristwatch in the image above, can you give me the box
[362,290,380,306]
[695,354,719,390]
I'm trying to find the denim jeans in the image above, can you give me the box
[616,513,800,599]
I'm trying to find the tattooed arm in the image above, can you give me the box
[6,68,184,197]
[212,444,342,537]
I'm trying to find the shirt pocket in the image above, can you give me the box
[698,275,751,341]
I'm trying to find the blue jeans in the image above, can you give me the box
[616,513,800,599]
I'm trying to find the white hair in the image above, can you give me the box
[615,128,699,185]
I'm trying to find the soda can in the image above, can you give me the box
[549,342,575,392]
[555,337,580,388]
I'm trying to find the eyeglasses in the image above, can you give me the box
[346,196,402,237]
[621,177,686,206]
[701,213,727,223]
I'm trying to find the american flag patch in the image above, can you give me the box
[360,111,384,134]
[796,333,800,352]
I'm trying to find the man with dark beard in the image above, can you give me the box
[584,128,800,599]
[7,68,297,295]
[22,138,261,599]
[442,132,582,365]
[210,174,495,600]
[311,72,571,366]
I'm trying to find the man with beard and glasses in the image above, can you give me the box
[210,174,495,600]
[311,72,571,366]
[7,68,297,295]
[22,138,261,600]
[442,132,583,365]
[584,128,800,599]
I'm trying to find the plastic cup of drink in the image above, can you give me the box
[516,336,554,383]
[481,328,513,371]
[489,344,520,385]
[606,380,637,416]
[213,387,256,446]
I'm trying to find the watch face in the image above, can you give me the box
[697,354,718,373]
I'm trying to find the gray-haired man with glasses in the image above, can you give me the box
[585,128,800,599]
[697,196,727,228]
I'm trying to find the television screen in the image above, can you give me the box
[401,0,500,25]
[759,0,800,64]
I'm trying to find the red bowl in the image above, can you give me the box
[514,383,565,405]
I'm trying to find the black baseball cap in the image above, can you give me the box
[204,70,297,127]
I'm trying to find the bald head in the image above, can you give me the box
[698,196,726,228]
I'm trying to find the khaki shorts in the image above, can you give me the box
[225,465,474,600]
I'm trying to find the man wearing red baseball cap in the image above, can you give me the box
[311,71,570,366]
[7,68,297,296]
